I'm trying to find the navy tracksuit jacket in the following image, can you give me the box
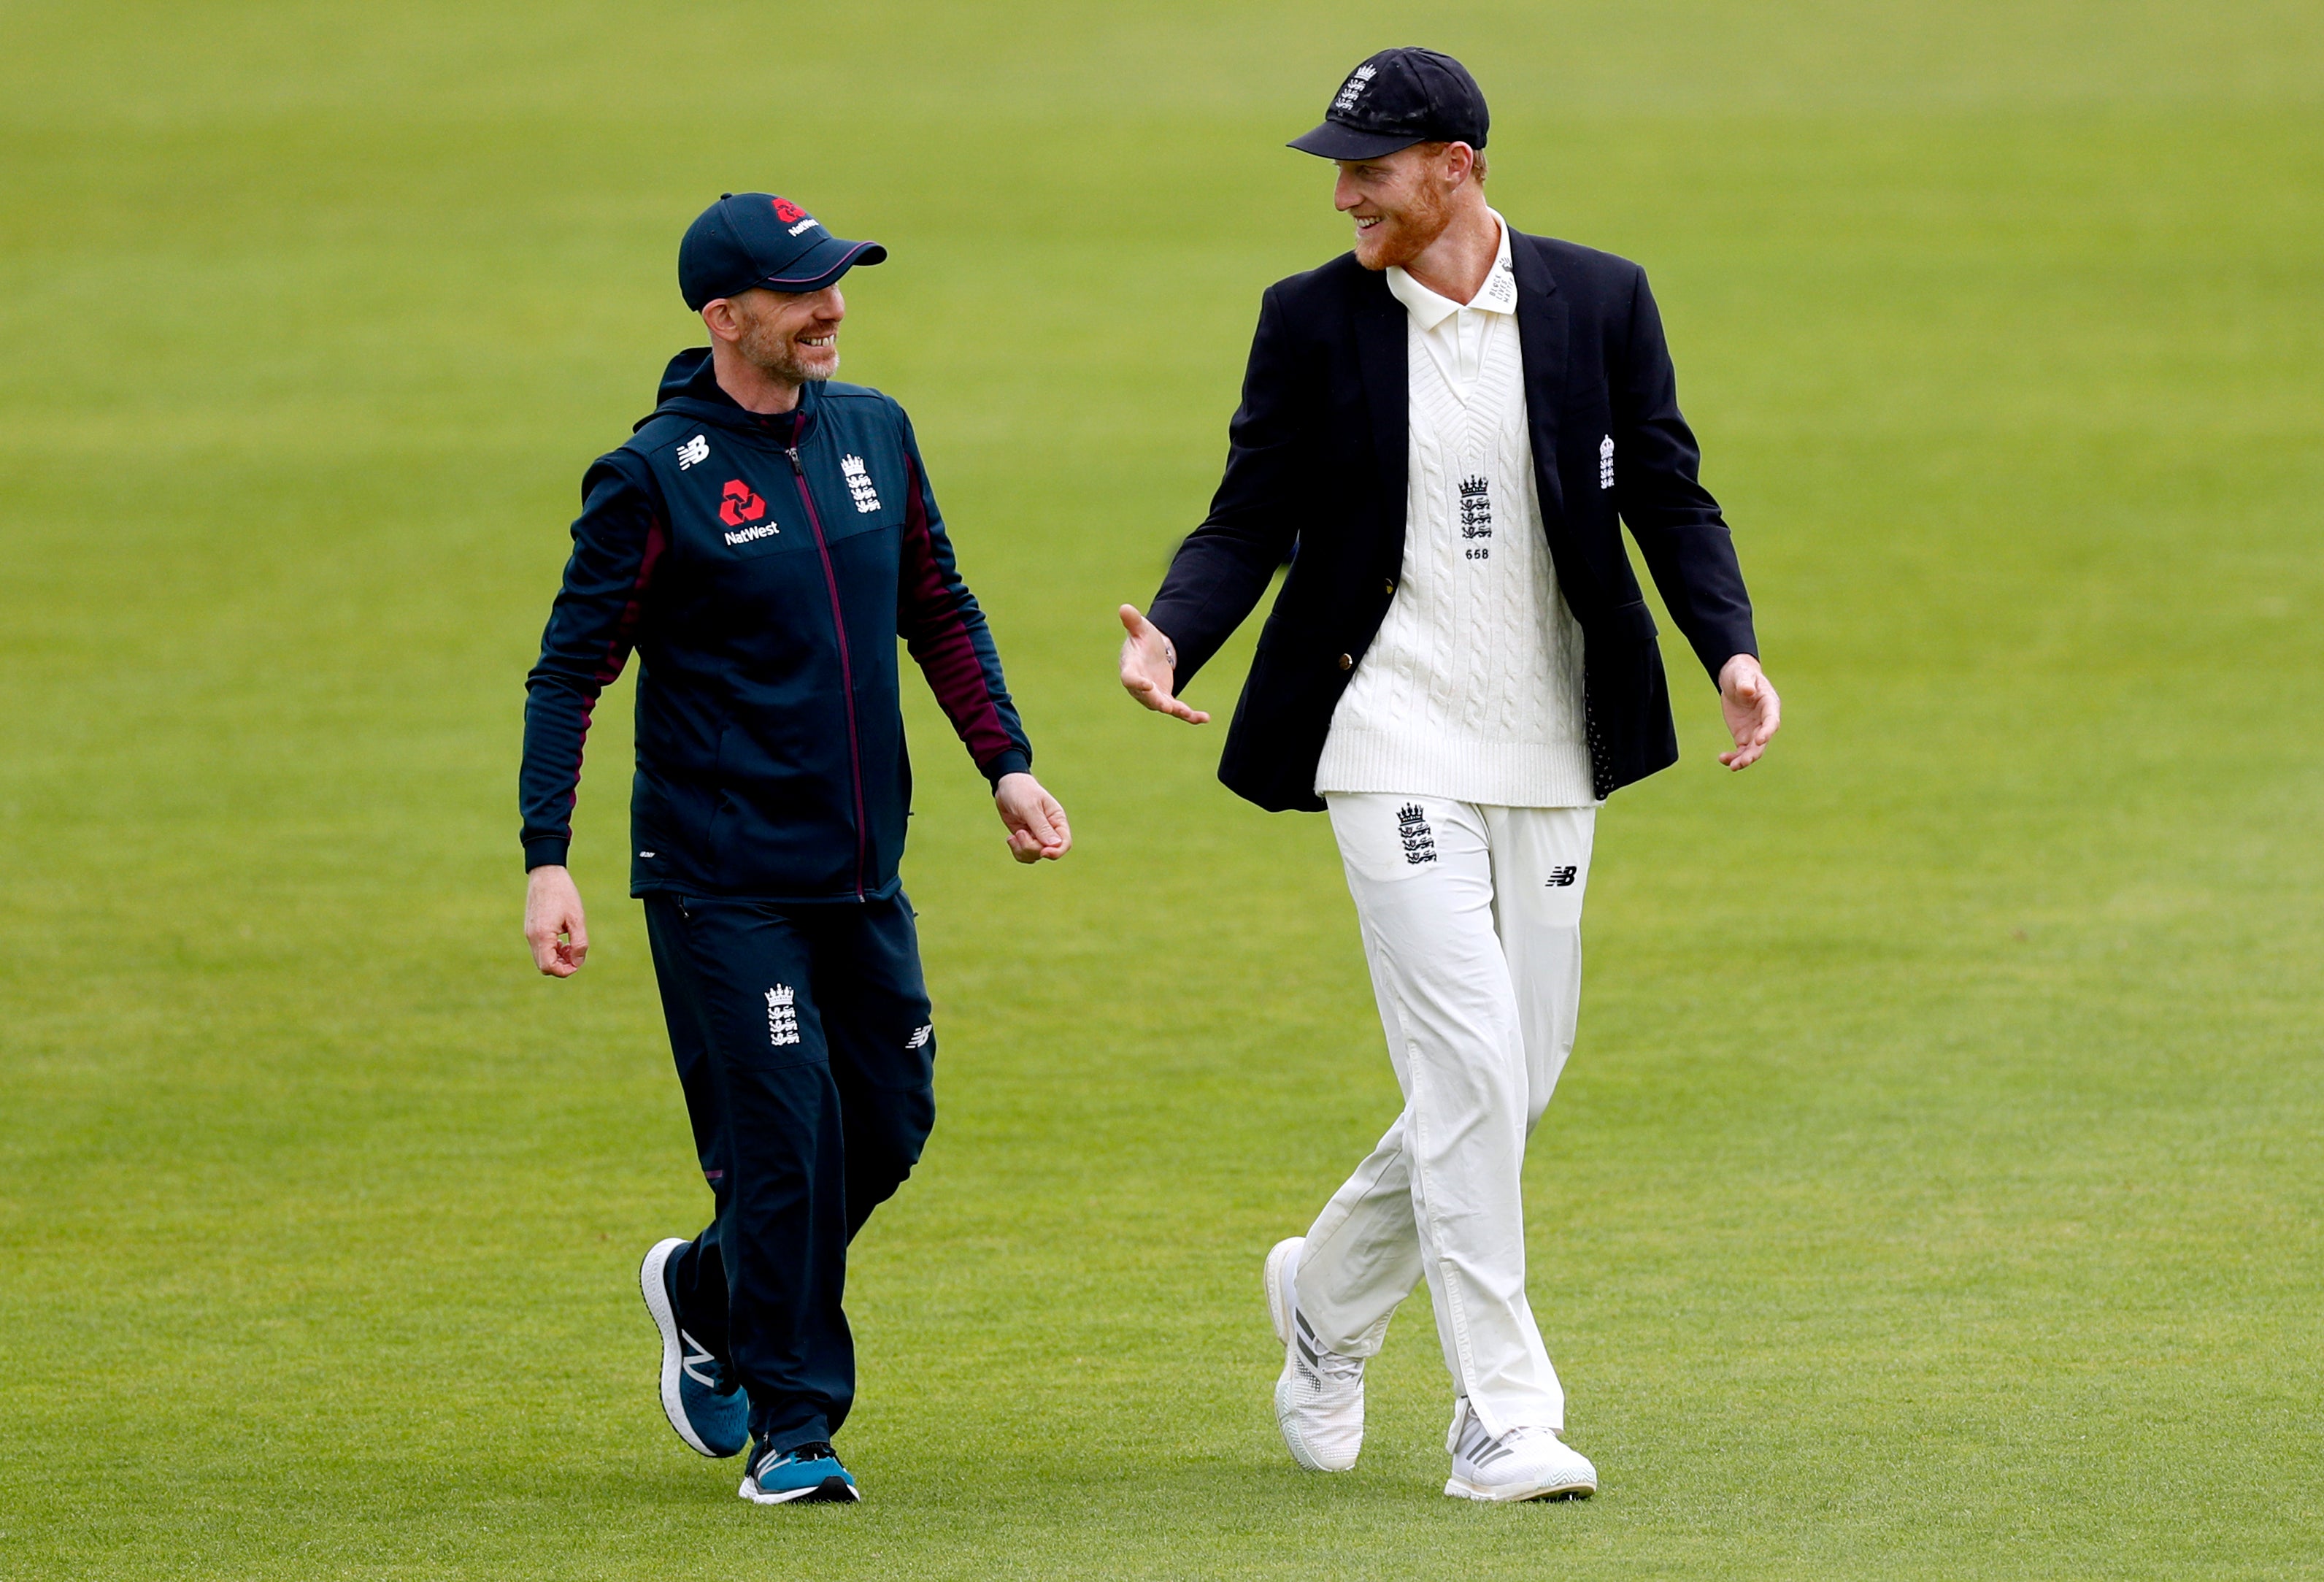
[521,348,1031,1451]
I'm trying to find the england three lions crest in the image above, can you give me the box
[840,454,882,514]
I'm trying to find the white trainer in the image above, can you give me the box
[1444,1396,1597,1502]
[1264,1237,1364,1472]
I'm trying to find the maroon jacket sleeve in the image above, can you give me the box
[891,407,1032,785]
[519,450,668,869]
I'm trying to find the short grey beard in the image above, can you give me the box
[736,315,837,385]
[747,344,837,385]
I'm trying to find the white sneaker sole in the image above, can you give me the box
[1444,1472,1596,1502]
[1265,1237,1358,1473]
[1263,1237,1301,1348]
[639,1237,720,1457]
[739,1474,861,1505]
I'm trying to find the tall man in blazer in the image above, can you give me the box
[1118,49,1779,1502]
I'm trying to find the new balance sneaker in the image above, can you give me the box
[739,1440,861,1505]
[1264,1236,1364,1472]
[639,1237,748,1459]
[1443,1396,1597,1502]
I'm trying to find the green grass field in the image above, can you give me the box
[4,2,2321,1576]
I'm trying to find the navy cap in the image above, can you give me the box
[1288,48,1489,161]
[677,193,886,311]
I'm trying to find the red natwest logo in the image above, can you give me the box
[718,479,767,527]
[772,199,805,224]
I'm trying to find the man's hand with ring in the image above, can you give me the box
[1117,604,1209,724]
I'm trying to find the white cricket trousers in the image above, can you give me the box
[1296,793,1596,1440]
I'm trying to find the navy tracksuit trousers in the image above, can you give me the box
[642,891,936,1453]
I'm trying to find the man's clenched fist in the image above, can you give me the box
[525,864,590,977]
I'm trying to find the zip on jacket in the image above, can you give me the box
[784,439,869,899]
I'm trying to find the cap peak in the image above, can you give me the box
[677,191,886,311]
[1290,47,1488,162]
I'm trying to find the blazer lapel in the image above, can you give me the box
[1350,272,1408,565]
[1512,234,1569,531]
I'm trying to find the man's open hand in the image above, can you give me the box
[1717,654,1782,770]
[996,772,1071,864]
[1117,604,1209,724]
[525,864,590,977]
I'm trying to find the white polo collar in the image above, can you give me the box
[1385,209,1517,329]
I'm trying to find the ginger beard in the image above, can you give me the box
[1344,144,1464,272]
[731,288,842,384]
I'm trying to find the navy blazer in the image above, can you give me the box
[1148,230,1758,810]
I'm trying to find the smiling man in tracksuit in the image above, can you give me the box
[520,193,1070,1505]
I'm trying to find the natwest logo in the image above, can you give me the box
[718,478,766,526]
[772,199,806,223]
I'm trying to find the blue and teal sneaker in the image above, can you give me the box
[739,1440,861,1505]
[639,1237,748,1459]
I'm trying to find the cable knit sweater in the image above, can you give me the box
[1313,215,1594,807]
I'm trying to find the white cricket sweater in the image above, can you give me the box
[1314,215,1594,807]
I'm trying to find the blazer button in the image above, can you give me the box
[1337,653,1353,672]
[1383,577,1397,594]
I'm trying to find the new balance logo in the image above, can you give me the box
[1396,802,1437,865]
[1598,434,1615,490]
[839,453,882,514]
[1293,1311,1323,1387]
[677,434,709,469]
[905,1024,933,1051]
[1545,866,1578,888]
[764,985,801,1048]
[680,1331,718,1389]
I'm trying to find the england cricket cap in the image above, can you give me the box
[677,193,886,311]
[1288,47,1489,161]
